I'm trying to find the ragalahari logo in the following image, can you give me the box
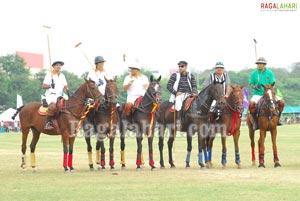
[260,2,297,11]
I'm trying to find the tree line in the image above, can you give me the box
[0,54,299,112]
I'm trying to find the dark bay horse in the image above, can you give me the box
[83,77,119,170]
[156,82,226,169]
[206,85,245,169]
[247,82,281,168]
[118,75,162,170]
[14,79,102,172]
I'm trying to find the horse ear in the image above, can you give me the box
[271,82,275,87]
[157,75,161,82]
[150,75,153,82]
[104,76,109,83]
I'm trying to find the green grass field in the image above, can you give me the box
[0,125,300,201]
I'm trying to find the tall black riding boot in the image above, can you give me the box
[251,113,258,130]
[277,112,283,126]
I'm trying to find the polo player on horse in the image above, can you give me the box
[248,57,284,130]
[42,60,69,130]
[166,60,197,127]
[202,61,232,121]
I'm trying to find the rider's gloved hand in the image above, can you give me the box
[98,79,104,86]
[51,83,55,89]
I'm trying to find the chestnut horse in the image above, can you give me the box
[156,82,226,169]
[247,82,281,168]
[13,79,102,172]
[118,75,162,170]
[83,78,119,170]
[206,85,244,169]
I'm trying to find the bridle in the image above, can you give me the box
[62,80,103,118]
[135,81,162,113]
[225,88,244,113]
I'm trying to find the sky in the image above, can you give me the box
[1,0,299,77]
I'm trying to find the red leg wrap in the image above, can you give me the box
[109,153,114,166]
[101,154,105,166]
[63,154,68,167]
[68,154,73,167]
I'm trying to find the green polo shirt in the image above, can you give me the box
[249,67,275,96]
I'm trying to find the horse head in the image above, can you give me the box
[211,81,227,109]
[229,84,245,113]
[104,76,118,106]
[261,82,276,111]
[84,78,103,100]
[147,75,162,104]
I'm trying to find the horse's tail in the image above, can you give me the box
[11,106,24,120]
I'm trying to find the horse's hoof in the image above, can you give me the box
[89,167,94,171]
[121,166,126,170]
[170,164,176,168]
[252,161,256,167]
[97,164,102,170]
[151,166,157,171]
[237,164,242,169]
[222,165,227,169]
[101,166,106,171]
[160,166,165,169]
[136,166,142,171]
[274,162,281,168]
[69,167,75,173]
[186,164,190,169]
[20,163,26,169]
[110,166,115,171]
[32,167,38,173]
[199,163,205,168]
[64,166,69,173]
[258,163,265,168]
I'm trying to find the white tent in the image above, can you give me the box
[0,108,19,122]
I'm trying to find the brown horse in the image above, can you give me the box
[206,85,245,169]
[247,82,281,168]
[118,75,162,170]
[156,82,226,169]
[13,79,102,172]
[83,77,119,170]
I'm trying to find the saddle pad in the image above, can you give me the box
[134,96,143,107]
[185,96,196,111]
[38,106,48,115]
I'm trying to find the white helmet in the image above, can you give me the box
[128,63,141,70]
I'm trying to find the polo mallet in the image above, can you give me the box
[75,42,94,68]
[43,25,54,85]
[253,38,258,60]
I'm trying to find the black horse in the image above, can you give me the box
[156,82,226,168]
[83,77,119,170]
[118,75,162,170]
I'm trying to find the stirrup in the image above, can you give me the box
[44,122,54,130]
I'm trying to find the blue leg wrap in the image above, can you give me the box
[203,149,208,163]
[198,152,203,165]
[221,152,227,164]
[186,151,191,164]
[208,149,212,161]
[235,151,241,164]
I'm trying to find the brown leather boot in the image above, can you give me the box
[125,103,133,117]
[277,100,284,126]
[249,101,258,130]
[44,103,56,130]
[124,103,134,131]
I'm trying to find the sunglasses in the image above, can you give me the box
[178,65,185,68]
